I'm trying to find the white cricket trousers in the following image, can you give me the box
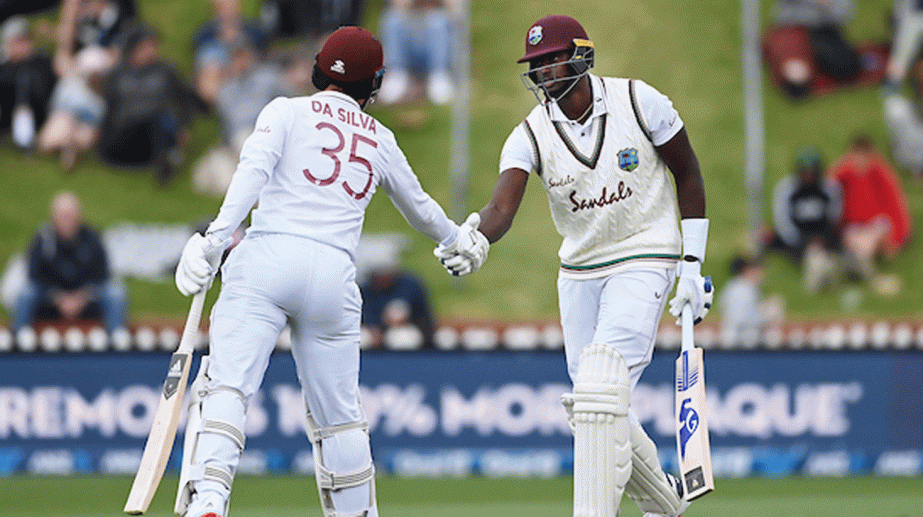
[558,267,674,391]
[201,232,372,511]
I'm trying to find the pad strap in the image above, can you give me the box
[204,465,234,490]
[307,421,370,443]
[204,419,246,450]
[180,463,234,491]
[316,463,376,491]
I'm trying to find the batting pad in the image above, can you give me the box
[572,343,631,517]
[625,420,687,517]
[305,407,377,517]
[175,359,246,516]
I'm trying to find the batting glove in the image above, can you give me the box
[175,232,231,296]
[433,212,489,277]
[668,260,714,325]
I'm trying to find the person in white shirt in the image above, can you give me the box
[719,254,785,347]
[172,26,485,517]
[435,14,711,517]
[884,0,923,90]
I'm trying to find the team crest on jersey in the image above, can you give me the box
[330,59,346,75]
[528,26,543,45]
[618,148,639,172]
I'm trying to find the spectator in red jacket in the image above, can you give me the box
[829,134,912,284]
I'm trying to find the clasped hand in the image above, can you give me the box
[433,212,489,277]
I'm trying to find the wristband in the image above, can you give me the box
[680,218,709,263]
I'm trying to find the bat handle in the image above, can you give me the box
[680,303,694,352]
[177,290,207,354]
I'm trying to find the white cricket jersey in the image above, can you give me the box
[499,75,683,279]
[206,91,458,260]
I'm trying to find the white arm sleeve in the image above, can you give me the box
[632,79,684,147]
[206,98,287,242]
[498,124,536,174]
[772,176,800,248]
[379,139,459,246]
[826,177,843,225]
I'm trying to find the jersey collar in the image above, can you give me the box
[314,89,362,109]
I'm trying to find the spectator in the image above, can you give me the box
[767,0,862,99]
[360,254,436,349]
[884,0,923,90]
[0,16,56,150]
[192,38,295,196]
[12,191,127,334]
[1,0,61,25]
[377,0,455,105]
[259,0,365,48]
[37,46,114,170]
[97,23,208,185]
[830,134,912,286]
[765,146,843,292]
[192,0,267,105]
[719,255,785,348]
[883,53,923,178]
[53,0,136,75]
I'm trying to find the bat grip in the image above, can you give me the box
[177,290,207,354]
[680,303,694,352]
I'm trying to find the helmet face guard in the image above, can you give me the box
[366,67,386,107]
[521,39,595,103]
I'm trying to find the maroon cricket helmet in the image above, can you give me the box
[316,26,384,83]
[518,15,590,64]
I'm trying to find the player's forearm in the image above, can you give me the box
[207,165,267,241]
[477,203,517,243]
[675,176,706,219]
[478,168,529,243]
[386,178,459,246]
[403,199,460,247]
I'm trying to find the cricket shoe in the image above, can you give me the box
[184,490,226,517]
[642,473,689,517]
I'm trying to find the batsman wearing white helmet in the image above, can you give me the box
[435,14,712,517]
[173,26,486,517]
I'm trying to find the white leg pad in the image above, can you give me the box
[175,357,246,516]
[176,356,210,516]
[572,343,631,517]
[306,408,377,517]
[625,419,688,517]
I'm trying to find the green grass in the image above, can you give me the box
[0,475,920,516]
[1,0,921,323]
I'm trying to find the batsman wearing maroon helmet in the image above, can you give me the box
[172,26,485,517]
[435,14,712,517]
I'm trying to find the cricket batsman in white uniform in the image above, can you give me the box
[173,26,487,517]
[436,14,713,517]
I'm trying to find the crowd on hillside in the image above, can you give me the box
[0,0,920,349]
[0,0,464,345]
[720,0,922,346]
[0,0,364,185]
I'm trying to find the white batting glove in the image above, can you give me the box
[175,233,231,296]
[668,260,714,325]
[434,212,489,277]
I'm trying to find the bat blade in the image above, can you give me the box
[124,351,193,514]
[124,291,206,514]
[675,347,714,500]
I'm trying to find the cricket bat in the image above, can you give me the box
[674,303,715,500]
[124,290,207,514]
